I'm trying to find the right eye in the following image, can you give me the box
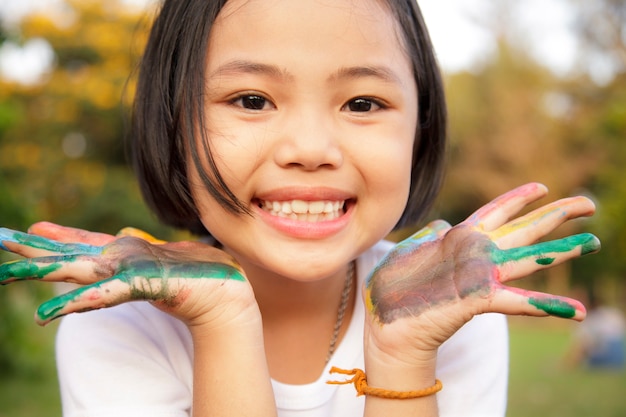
[230,94,275,111]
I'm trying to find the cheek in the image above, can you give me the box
[383,153,413,210]
[359,135,414,215]
[188,128,257,197]
[391,148,415,210]
[209,114,276,179]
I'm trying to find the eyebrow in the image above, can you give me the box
[208,60,293,81]
[329,65,404,85]
[208,60,403,86]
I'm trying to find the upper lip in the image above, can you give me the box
[254,186,354,202]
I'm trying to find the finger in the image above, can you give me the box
[28,221,116,246]
[35,274,135,325]
[116,227,167,244]
[464,183,548,231]
[35,262,247,325]
[395,220,451,251]
[0,254,108,284]
[428,219,452,238]
[489,285,586,321]
[491,233,600,281]
[0,228,103,257]
[489,196,596,248]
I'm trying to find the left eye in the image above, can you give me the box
[342,97,383,112]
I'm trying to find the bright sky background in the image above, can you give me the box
[0,0,587,84]
[420,0,578,74]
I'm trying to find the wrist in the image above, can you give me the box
[362,344,440,417]
[188,300,263,343]
[365,348,438,392]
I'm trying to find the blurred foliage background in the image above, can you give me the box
[0,0,624,415]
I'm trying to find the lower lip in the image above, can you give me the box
[254,204,352,239]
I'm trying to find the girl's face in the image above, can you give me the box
[190,0,418,280]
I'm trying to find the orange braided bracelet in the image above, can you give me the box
[327,367,442,399]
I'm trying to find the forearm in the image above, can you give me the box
[190,313,276,417]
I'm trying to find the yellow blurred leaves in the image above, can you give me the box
[14,0,148,109]
[0,143,42,170]
[0,0,156,233]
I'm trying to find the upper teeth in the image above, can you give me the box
[261,199,345,221]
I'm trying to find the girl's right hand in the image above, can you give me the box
[0,223,258,329]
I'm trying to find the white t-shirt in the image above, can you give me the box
[56,240,508,417]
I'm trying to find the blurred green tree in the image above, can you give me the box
[426,0,626,306]
[0,0,173,237]
[0,0,177,378]
[564,0,626,298]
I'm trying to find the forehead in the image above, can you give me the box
[208,0,412,80]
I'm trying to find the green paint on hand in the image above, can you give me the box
[36,283,96,323]
[535,257,555,265]
[35,261,246,324]
[0,261,63,281]
[491,233,600,265]
[529,297,576,319]
[0,228,102,255]
[579,233,601,255]
[37,300,65,323]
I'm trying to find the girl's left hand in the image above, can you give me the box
[364,183,600,365]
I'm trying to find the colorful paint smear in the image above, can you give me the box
[365,185,600,326]
[0,227,102,255]
[491,233,600,265]
[0,227,246,325]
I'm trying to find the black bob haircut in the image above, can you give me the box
[131,0,447,236]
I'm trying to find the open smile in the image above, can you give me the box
[257,199,346,222]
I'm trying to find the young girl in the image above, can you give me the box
[0,0,599,416]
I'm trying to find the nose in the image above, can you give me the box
[273,108,343,171]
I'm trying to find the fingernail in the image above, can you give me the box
[0,228,18,250]
[36,298,66,324]
[579,233,601,256]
